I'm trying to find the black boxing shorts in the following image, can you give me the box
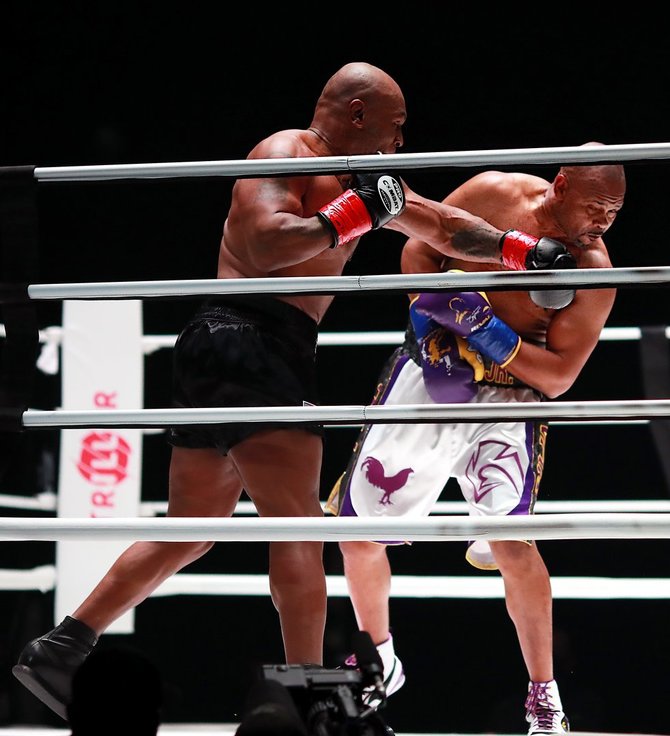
[167,295,323,454]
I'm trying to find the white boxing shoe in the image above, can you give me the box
[525,680,570,735]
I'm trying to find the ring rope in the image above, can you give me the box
[115,573,670,601]
[24,266,670,301]
[2,565,668,601]
[20,398,670,428]
[1,514,670,542]
[32,142,670,182]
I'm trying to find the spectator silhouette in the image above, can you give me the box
[66,645,163,736]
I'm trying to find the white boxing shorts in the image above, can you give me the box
[326,347,548,570]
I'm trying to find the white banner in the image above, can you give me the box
[55,300,144,633]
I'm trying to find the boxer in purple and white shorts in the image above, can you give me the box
[330,155,626,734]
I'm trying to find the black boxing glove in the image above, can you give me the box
[500,229,576,309]
[317,172,406,248]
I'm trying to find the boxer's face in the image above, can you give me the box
[557,174,625,247]
[359,95,406,155]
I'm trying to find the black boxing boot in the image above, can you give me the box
[12,615,98,720]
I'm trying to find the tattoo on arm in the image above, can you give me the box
[451,226,503,260]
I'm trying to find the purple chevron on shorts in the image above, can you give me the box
[464,440,523,503]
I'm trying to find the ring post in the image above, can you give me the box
[55,300,144,633]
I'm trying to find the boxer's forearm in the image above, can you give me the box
[388,191,506,263]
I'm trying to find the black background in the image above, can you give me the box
[1,4,670,734]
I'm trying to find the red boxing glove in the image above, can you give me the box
[500,229,577,309]
[317,172,406,248]
[499,229,576,271]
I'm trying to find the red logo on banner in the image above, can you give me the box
[76,432,131,485]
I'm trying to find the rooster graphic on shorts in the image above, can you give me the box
[361,456,414,505]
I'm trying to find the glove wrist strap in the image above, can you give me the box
[500,229,539,271]
[317,190,373,248]
[468,316,522,367]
